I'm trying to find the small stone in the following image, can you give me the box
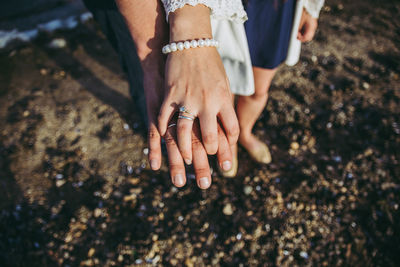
[300,251,309,259]
[88,248,95,257]
[152,234,158,241]
[236,233,242,240]
[56,180,66,187]
[94,208,102,218]
[118,254,124,262]
[49,38,67,49]
[244,185,253,195]
[143,148,149,155]
[223,203,234,215]
[23,110,30,117]
[123,123,129,130]
[362,82,370,89]
[40,68,48,75]
[311,55,318,63]
[283,250,290,256]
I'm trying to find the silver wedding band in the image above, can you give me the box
[167,123,177,128]
[178,115,194,121]
[178,106,196,121]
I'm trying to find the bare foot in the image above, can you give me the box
[239,133,272,164]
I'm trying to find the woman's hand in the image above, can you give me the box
[158,5,239,165]
[297,8,318,42]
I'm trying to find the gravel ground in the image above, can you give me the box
[0,0,399,266]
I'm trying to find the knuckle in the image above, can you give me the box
[195,166,210,175]
[227,125,240,140]
[163,133,176,145]
[169,163,183,172]
[191,137,204,148]
[180,147,191,157]
[203,132,218,145]
[148,128,160,140]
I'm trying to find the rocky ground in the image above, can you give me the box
[0,0,399,266]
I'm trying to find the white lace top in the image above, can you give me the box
[161,0,325,23]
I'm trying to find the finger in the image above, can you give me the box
[198,112,219,155]
[148,122,162,170]
[158,98,177,136]
[177,116,194,165]
[218,104,240,146]
[297,29,306,42]
[164,125,186,187]
[302,25,316,42]
[192,123,212,189]
[216,123,233,171]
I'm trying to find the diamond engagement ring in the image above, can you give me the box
[178,106,196,121]
[179,106,196,117]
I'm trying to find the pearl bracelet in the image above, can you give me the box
[162,38,219,54]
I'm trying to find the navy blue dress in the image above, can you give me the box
[245,0,296,69]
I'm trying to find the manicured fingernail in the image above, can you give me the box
[173,174,185,187]
[184,158,192,165]
[150,159,158,170]
[199,177,210,189]
[222,161,232,171]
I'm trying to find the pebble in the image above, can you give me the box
[223,203,234,216]
[300,251,309,259]
[56,180,66,187]
[88,248,95,257]
[311,55,318,63]
[244,185,253,195]
[123,123,129,130]
[94,208,102,218]
[48,38,67,49]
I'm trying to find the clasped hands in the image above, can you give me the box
[147,46,239,190]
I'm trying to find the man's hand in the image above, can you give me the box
[164,121,232,189]
[297,8,318,43]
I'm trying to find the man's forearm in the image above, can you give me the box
[115,0,168,69]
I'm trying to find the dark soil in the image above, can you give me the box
[0,0,399,266]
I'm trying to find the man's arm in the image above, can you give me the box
[116,0,167,172]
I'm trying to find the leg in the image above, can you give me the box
[236,66,277,162]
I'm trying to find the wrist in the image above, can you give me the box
[169,4,212,42]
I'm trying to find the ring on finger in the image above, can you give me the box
[168,123,177,128]
[179,106,196,117]
[178,115,195,121]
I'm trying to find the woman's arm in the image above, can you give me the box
[158,4,239,166]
